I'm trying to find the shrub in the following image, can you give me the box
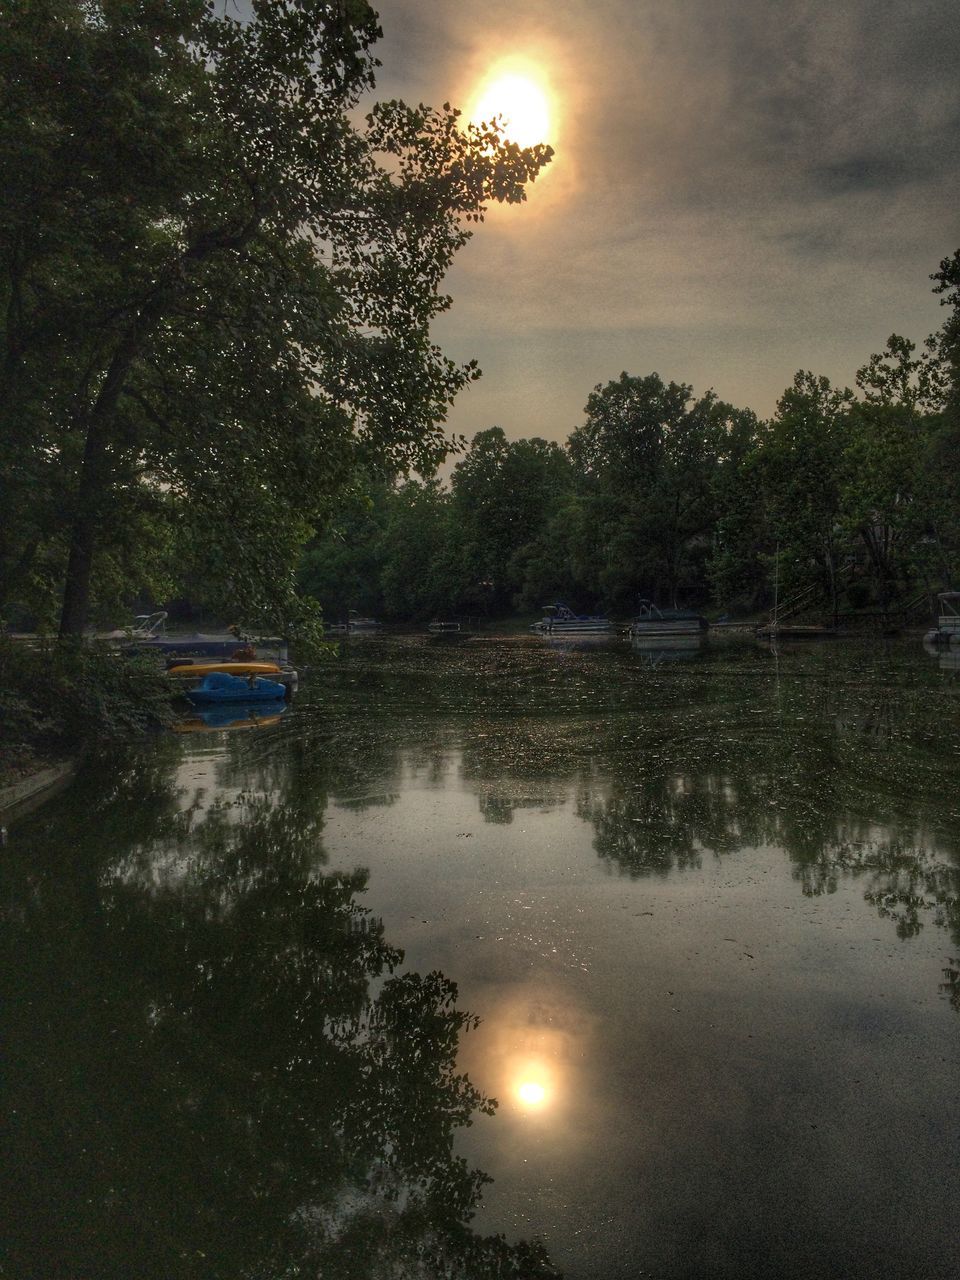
[0,639,175,767]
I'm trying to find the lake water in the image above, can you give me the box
[3,634,959,1279]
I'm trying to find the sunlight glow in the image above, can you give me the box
[516,1079,549,1108]
[472,69,551,148]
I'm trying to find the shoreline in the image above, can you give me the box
[0,760,76,820]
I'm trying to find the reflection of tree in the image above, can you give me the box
[942,960,960,1012]
[575,757,960,954]
[563,660,960,961]
[578,788,703,876]
[1,750,558,1278]
[307,639,960,975]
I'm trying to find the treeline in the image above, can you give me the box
[302,255,960,624]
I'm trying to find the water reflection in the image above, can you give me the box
[171,702,287,732]
[924,637,960,672]
[322,637,958,964]
[629,634,703,664]
[295,637,960,963]
[5,635,960,1280]
[1,748,559,1279]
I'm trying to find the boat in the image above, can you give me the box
[166,658,298,699]
[628,600,707,638]
[327,611,380,635]
[167,660,282,678]
[131,632,288,661]
[346,611,380,632]
[924,592,960,646]
[98,610,169,641]
[185,671,288,705]
[117,620,289,664]
[531,604,612,634]
[427,618,480,636]
[106,613,288,663]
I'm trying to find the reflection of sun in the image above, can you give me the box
[471,66,552,148]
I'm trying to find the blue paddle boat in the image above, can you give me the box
[185,671,288,705]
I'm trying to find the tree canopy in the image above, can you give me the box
[0,0,551,638]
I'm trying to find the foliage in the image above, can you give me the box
[450,427,573,613]
[0,0,551,638]
[0,638,175,774]
[566,373,751,610]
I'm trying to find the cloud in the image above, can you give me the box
[373,1,960,434]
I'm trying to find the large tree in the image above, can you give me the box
[760,371,853,618]
[0,0,550,637]
[566,372,741,610]
[451,427,572,614]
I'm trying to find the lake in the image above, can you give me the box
[3,633,959,1279]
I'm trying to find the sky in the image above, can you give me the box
[370,0,960,448]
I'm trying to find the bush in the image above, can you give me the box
[0,639,175,768]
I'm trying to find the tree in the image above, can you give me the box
[378,479,460,621]
[1,746,560,1277]
[760,371,853,618]
[705,410,766,612]
[566,372,737,610]
[931,250,960,424]
[920,250,960,584]
[298,476,391,625]
[451,427,572,613]
[842,336,945,602]
[0,0,551,637]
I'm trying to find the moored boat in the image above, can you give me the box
[327,612,380,635]
[185,671,288,705]
[347,610,379,631]
[924,592,960,646]
[167,658,298,699]
[628,600,707,638]
[532,604,612,634]
[119,622,289,664]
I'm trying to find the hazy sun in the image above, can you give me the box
[472,69,551,148]
[516,1079,548,1107]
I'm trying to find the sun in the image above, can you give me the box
[516,1079,549,1108]
[471,68,551,148]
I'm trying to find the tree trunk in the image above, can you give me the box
[58,409,114,638]
[57,292,169,638]
[824,544,839,628]
[56,214,266,638]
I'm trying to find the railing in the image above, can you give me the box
[769,582,819,626]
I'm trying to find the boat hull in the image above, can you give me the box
[629,619,702,637]
[541,622,612,633]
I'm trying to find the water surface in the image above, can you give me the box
[3,635,959,1278]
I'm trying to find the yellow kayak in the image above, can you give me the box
[171,713,285,733]
[167,661,282,679]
